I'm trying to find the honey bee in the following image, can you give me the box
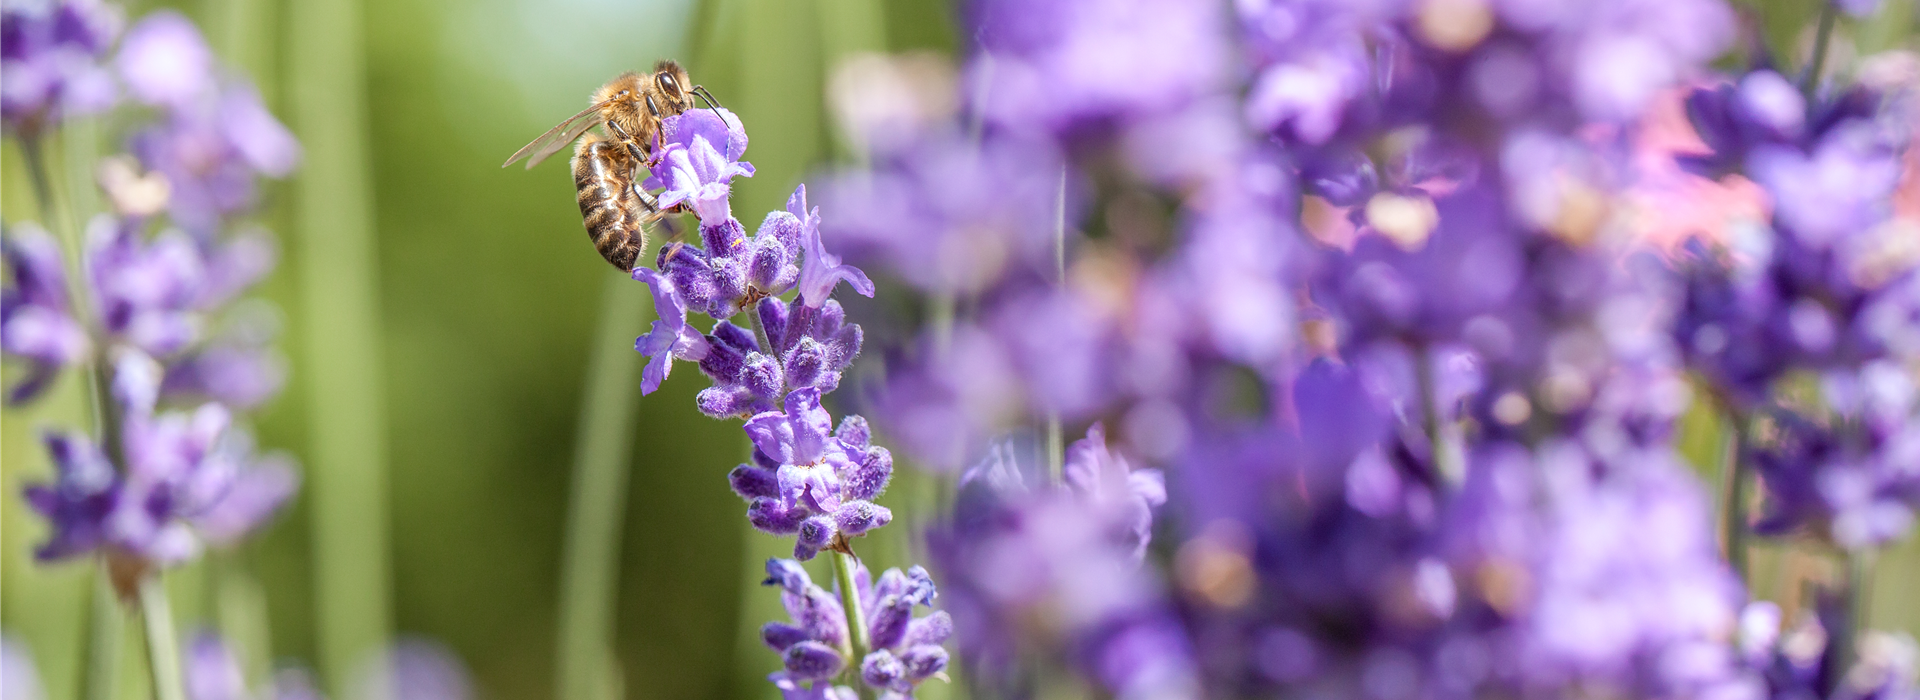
[502,60,723,270]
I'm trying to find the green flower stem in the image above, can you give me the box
[81,569,124,700]
[19,135,59,220]
[137,575,187,700]
[1046,167,1067,482]
[830,549,874,700]
[554,272,650,700]
[1720,419,1750,583]
[289,0,392,690]
[1803,2,1839,102]
[1414,346,1460,484]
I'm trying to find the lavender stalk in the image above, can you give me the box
[136,576,186,700]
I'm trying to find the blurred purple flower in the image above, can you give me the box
[115,10,212,109]
[819,133,1064,295]
[23,349,296,567]
[2,223,90,404]
[185,632,249,700]
[0,0,120,136]
[965,0,1227,137]
[353,638,474,700]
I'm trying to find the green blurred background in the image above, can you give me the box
[2,0,1916,699]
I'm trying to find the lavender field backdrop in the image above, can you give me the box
[3,0,1919,699]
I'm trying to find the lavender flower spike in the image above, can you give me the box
[793,185,872,309]
[633,267,711,395]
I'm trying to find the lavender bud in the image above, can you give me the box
[900,645,948,682]
[758,297,789,351]
[701,217,749,259]
[761,622,809,651]
[782,641,845,681]
[712,321,759,353]
[816,299,846,338]
[743,353,782,398]
[903,611,953,647]
[903,566,936,606]
[712,256,749,315]
[834,415,870,449]
[760,207,805,255]
[860,650,905,692]
[825,324,862,371]
[695,386,753,418]
[867,595,913,650]
[747,497,806,535]
[659,245,719,313]
[748,235,798,295]
[797,516,836,551]
[762,558,811,592]
[842,446,892,502]
[786,338,828,390]
[729,464,779,500]
[834,501,892,537]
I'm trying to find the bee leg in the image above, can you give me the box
[606,120,648,163]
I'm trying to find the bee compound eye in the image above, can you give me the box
[658,73,679,93]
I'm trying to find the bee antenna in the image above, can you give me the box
[693,86,736,131]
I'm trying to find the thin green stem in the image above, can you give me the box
[1414,346,1459,484]
[20,136,58,221]
[1837,549,1874,681]
[830,549,875,700]
[1046,166,1067,482]
[138,576,187,700]
[1803,2,1839,102]
[555,273,649,700]
[80,568,124,700]
[1721,420,1750,583]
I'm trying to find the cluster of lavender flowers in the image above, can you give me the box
[772,0,1920,698]
[2,5,321,698]
[626,107,950,696]
[5,2,298,588]
[1671,54,1920,550]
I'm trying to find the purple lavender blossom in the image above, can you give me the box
[633,267,711,395]
[23,349,296,567]
[2,223,90,404]
[792,185,871,309]
[735,389,893,559]
[23,429,119,561]
[86,215,206,356]
[930,437,1192,698]
[129,82,301,235]
[0,0,120,136]
[759,558,950,697]
[644,108,753,222]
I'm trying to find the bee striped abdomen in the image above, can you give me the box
[571,134,647,271]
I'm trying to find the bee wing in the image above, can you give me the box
[501,99,612,169]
